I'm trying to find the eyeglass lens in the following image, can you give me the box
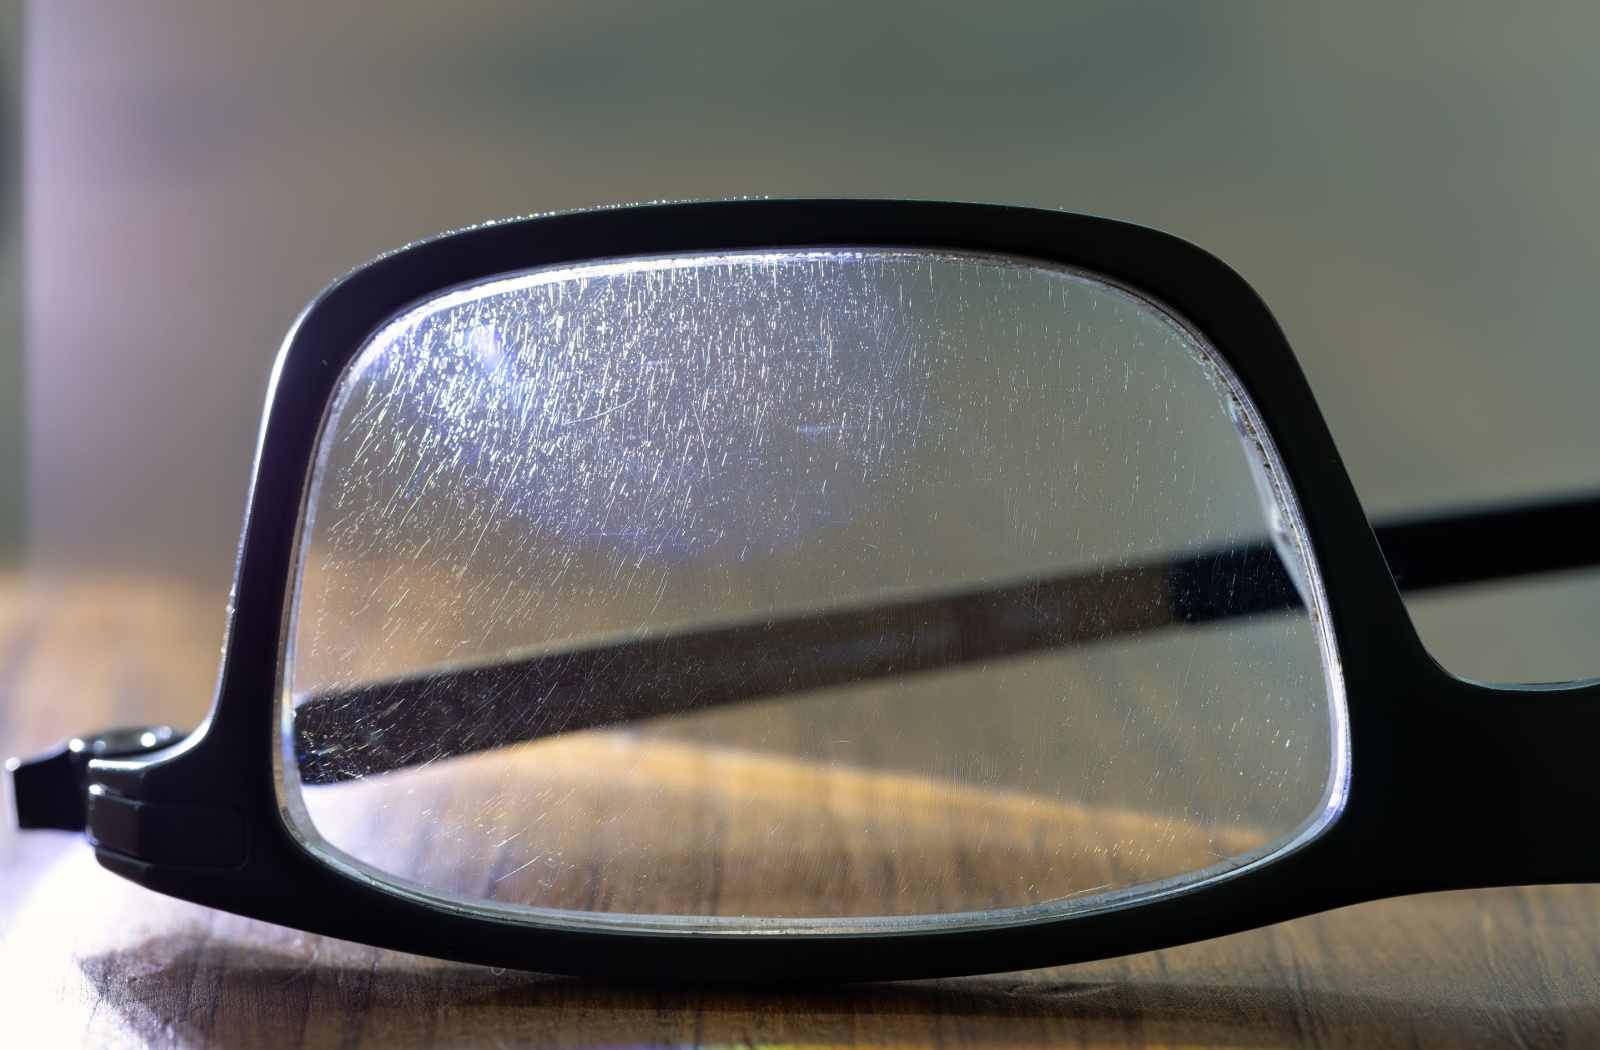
[280,249,1345,931]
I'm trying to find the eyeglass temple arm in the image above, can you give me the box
[291,546,1286,785]
[1372,490,1600,590]
[289,491,1600,785]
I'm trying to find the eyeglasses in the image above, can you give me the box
[9,200,1600,983]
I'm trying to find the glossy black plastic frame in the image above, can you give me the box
[84,199,1600,982]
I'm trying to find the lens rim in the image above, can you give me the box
[277,244,1349,933]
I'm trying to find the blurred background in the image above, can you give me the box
[4,1,1600,744]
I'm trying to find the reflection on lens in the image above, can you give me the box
[280,249,1346,931]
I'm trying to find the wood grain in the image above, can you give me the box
[3,574,1599,1048]
[304,732,1267,918]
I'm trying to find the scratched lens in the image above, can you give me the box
[279,250,1347,931]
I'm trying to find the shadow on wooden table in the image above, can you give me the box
[80,930,1563,1050]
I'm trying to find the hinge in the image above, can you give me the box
[7,726,185,831]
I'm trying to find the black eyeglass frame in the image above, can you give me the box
[73,199,1600,983]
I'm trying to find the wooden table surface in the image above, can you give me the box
[2,575,1598,1048]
